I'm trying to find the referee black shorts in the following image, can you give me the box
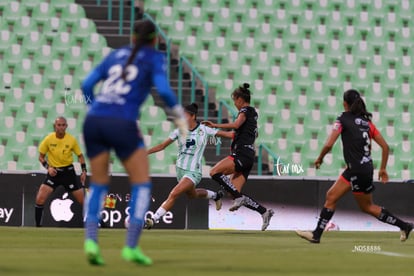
[43,165,81,192]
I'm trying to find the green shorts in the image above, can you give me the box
[176,167,202,186]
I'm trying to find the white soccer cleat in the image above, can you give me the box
[229,195,247,212]
[144,218,155,230]
[261,209,275,231]
[295,230,320,244]
[400,223,413,242]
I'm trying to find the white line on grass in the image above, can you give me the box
[373,251,414,258]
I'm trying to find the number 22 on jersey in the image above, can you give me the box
[101,64,139,95]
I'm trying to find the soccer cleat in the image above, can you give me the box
[122,246,153,266]
[400,223,414,242]
[144,218,155,230]
[295,230,320,244]
[84,239,105,266]
[261,209,275,231]
[214,190,225,211]
[229,195,247,212]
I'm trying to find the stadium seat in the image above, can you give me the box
[18,145,40,170]
[43,59,69,82]
[51,32,76,55]
[5,44,26,67]
[29,2,53,22]
[33,45,55,67]
[0,30,17,53]
[71,18,97,39]
[140,105,168,129]
[13,16,37,39]
[59,3,86,24]
[2,1,25,23]
[21,31,46,53]
[82,33,107,56]
[41,17,67,39]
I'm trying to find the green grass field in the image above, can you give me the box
[0,227,413,275]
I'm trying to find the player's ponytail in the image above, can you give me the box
[232,83,251,103]
[122,19,157,80]
[343,89,372,121]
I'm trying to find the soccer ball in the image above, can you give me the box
[124,217,130,229]
[325,221,340,231]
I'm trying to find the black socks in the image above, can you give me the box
[211,173,266,215]
[313,207,335,240]
[377,207,408,229]
[243,195,267,215]
[212,173,242,199]
[35,204,44,227]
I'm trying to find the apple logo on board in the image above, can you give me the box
[50,192,74,222]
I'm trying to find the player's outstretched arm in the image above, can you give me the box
[147,138,174,155]
[314,129,341,169]
[372,132,389,183]
[202,113,246,130]
[216,130,234,139]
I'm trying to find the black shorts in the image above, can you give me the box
[43,165,81,192]
[83,116,144,160]
[341,167,375,194]
[229,146,255,180]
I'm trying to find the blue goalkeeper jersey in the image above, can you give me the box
[81,45,177,121]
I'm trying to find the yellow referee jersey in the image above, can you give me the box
[38,132,82,168]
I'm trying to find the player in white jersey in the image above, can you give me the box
[144,103,233,229]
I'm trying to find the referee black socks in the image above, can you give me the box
[377,207,408,229]
[313,207,335,240]
[35,204,44,227]
[211,173,243,199]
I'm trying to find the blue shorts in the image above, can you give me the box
[83,116,145,160]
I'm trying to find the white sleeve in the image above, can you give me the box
[205,126,219,137]
[168,129,180,141]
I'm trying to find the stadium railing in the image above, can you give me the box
[178,56,209,120]
[216,100,237,155]
[95,0,134,35]
[257,143,288,176]
[142,13,171,80]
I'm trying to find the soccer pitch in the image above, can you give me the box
[0,228,413,275]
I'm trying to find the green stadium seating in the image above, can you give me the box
[59,3,86,24]
[22,31,47,53]
[2,1,24,23]
[71,18,97,39]
[41,17,68,39]
[0,0,412,177]
[31,2,54,24]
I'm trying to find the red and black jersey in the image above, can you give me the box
[231,106,258,152]
[333,111,380,170]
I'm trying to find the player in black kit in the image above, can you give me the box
[296,89,413,243]
[203,83,274,231]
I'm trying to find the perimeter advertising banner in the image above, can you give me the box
[202,178,414,231]
[1,173,413,231]
[0,173,190,228]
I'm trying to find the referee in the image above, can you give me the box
[35,116,87,227]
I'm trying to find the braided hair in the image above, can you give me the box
[343,89,372,121]
[231,83,251,103]
[121,19,157,80]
